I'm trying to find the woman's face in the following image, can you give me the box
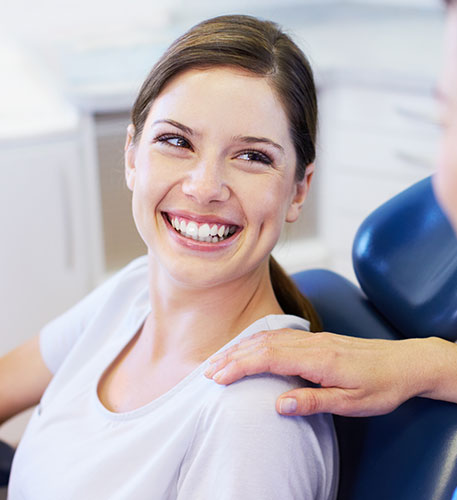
[434,3,457,232]
[125,67,313,288]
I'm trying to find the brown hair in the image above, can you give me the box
[131,15,322,331]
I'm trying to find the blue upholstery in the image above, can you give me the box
[353,176,457,341]
[0,440,14,487]
[293,176,457,500]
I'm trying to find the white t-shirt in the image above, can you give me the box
[8,256,338,500]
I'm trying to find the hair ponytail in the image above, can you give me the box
[269,256,322,332]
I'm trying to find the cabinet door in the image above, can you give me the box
[318,84,440,282]
[0,139,90,354]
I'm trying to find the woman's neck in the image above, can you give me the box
[141,253,283,365]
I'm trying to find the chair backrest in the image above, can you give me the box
[0,440,14,487]
[293,176,457,500]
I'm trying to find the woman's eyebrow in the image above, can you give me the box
[233,135,285,153]
[152,119,197,136]
[151,120,284,152]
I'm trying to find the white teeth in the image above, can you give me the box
[198,223,210,238]
[169,215,238,243]
[186,221,199,239]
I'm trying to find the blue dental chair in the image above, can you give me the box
[293,176,457,500]
[0,440,13,490]
[1,176,456,498]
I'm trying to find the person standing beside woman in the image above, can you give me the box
[206,0,457,419]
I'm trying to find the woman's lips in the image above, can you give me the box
[162,212,242,246]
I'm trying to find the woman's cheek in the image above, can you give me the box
[252,179,290,232]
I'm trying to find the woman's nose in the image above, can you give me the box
[181,159,230,204]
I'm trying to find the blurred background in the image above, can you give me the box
[0,0,445,443]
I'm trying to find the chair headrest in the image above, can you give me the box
[352,176,457,341]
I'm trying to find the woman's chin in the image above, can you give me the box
[164,263,240,290]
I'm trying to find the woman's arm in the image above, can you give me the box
[205,330,457,417]
[0,335,52,425]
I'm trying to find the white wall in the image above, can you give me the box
[0,0,313,46]
[1,0,442,46]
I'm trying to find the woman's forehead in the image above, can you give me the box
[146,67,293,144]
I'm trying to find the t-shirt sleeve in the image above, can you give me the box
[177,374,338,500]
[39,256,147,374]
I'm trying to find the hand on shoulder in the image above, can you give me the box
[205,329,457,417]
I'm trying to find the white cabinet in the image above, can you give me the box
[93,112,146,274]
[317,82,440,281]
[0,136,93,355]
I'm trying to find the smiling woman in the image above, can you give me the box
[128,14,322,326]
[126,67,310,290]
[4,15,337,500]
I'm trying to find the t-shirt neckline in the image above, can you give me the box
[92,308,308,421]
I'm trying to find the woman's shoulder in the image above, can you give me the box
[203,313,313,417]
[111,254,149,286]
[263,313,310,333]
[232,313,310,346]
[204,371,317,425]
[200,313,334,442]
[88,254,149,306]
[193,367,337,499]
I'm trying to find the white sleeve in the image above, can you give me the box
[39,256,147,374]
[177,374,338,500]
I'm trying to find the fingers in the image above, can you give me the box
[205,346,292,385]
[276,388,362,417]
[276,387,401,417]
[204,329,316,385]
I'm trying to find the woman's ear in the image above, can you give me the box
[125,124,137,191]
[285,163,315,223]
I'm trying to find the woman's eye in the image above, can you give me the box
[237,151,272,165]
[156,135,191,149]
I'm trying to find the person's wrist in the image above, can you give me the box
[415,336,457,401]
[392,338,432,401]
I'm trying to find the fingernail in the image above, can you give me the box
[205,358,225,376]
[212,369,226,382]
[204,364,223,380]
[279,398,297,414]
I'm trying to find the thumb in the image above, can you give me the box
[276,387,351,416]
